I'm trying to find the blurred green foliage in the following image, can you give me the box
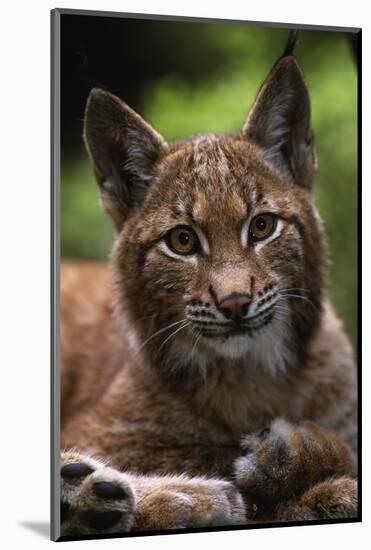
[61,24,357,344]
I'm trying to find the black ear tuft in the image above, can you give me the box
[83,88,167,230]
[281,29,300,58]
[242,56,316,190]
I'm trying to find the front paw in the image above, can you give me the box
[234,419,355,501]
[277,476,358,521]
[134,477,247,530]
[60,451,136,536]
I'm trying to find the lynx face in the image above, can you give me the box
[84,57,325,376]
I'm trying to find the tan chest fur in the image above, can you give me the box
[61,261,356,478]
[61,56,357,486]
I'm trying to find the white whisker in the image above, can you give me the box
[190,329,202,358]
[279,288,310,292]
[158,321,191,352]
[135,318,188,354]
[279,293,319,311]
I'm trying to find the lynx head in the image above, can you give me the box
[84,56,325,378]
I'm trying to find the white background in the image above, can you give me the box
[0,0,368,548]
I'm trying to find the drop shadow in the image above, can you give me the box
[19,521,50,539]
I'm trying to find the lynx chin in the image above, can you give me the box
[60,53,357,536]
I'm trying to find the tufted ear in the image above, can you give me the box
[83,88,168,230]
[242,56,316,190]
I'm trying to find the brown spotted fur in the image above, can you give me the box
[60,56,357,535]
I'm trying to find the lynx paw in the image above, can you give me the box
[234,419,355,501]
[277,476,358,521]
[134,476,247,530]
[60,451,136,536]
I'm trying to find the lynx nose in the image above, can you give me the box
[219,293,251,322]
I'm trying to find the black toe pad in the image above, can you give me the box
[93,481,127,500]
[61,462,94,479]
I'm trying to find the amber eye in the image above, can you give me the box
[165,226,200,256]
[249,214,276,241]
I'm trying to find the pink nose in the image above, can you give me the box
[219,293,251,321]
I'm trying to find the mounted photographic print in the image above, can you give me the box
[51,8,361,541]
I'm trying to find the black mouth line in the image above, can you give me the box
[198,311,275,339]
[240,306,276,328]
[190,304,276,332]
[188,303,276,328]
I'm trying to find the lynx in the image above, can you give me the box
[60,49,357,537]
